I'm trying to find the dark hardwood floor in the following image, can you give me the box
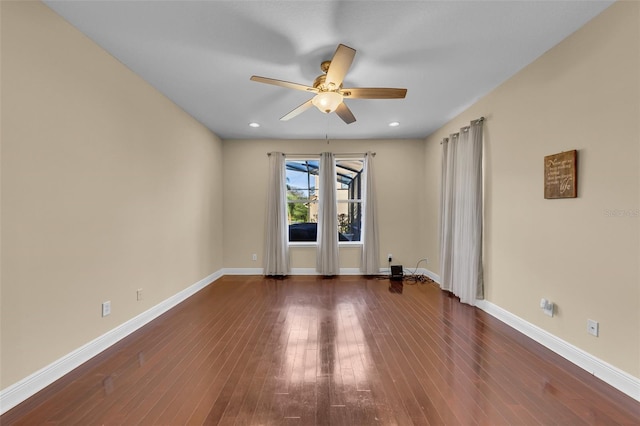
[2,275,639,425]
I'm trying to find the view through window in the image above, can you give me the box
[285,158,363,243]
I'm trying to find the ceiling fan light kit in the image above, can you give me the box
[250,44,407,125]
[312,91,343,113]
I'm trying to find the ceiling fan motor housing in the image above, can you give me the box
[313,74,326,90]
[313,74,341,92]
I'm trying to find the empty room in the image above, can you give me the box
[1,0,639,424]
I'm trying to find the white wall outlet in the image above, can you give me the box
[252,253,257,261]
[102,301,111,317]
[540,298,554,317]
[137,289,143,301]
[387,253,393,262]
[587,319,599,336]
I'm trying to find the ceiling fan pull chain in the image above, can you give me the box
[326,115,331,145]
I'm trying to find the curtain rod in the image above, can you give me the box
[440,117,485,144]
[267,152,375,157]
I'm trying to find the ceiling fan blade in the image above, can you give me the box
[250,76,318,93]
[325,44,356,88]
[341,87,407,99]
[280,99,314,121]
[335,102,356,124]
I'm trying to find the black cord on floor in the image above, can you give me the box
[402,258,434,285]
[367,258,435,285]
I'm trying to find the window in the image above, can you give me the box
[336,159,363,242]
[286,160,318,242]
[285,158,363,243]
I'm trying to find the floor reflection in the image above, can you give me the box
[6,276,635,425]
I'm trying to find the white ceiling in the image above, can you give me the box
[43,1,613,140]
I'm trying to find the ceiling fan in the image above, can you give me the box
[250,44,407,124]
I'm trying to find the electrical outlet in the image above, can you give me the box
[137,289,143,301]
[540,298,554,317]
[388,253,393,262]
[587,319,599,336]
[102,301,111,317]
[252,253,257,261]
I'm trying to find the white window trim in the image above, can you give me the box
[288,241,318,247]
[285,156,364,246]
[288,241,363,247]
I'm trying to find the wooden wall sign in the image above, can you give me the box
[544,150,577,199]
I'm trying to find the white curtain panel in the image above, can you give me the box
[263,152,289,276]
[316,152,339,275]
[361,152,380,275]
[439,136,456,293]
[439,120,484,305]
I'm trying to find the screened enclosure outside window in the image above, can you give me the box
[336,159,363,242]
[285,158,363,243]
[286,160,319,242]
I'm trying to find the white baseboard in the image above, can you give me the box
[475,299,640,402]
[222,267,264,275]
[224,267,368,276]
[0,269,223,415]
[231,267,439,279]
[290,267,364,275]
[416,268,441,283]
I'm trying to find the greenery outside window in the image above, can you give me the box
[286,160,319,242]
[285,158,363,243]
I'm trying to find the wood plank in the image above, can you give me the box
[3,275,639,425]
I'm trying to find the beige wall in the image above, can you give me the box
[423,1,639,377]
[222,138,426,270]
[2,0,637,399]
[1,1,224,388]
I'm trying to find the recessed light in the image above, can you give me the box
[249,122,260,128]
[388,121,400,127]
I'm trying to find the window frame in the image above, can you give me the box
[284,156,365,246]
[335,157,364,246]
